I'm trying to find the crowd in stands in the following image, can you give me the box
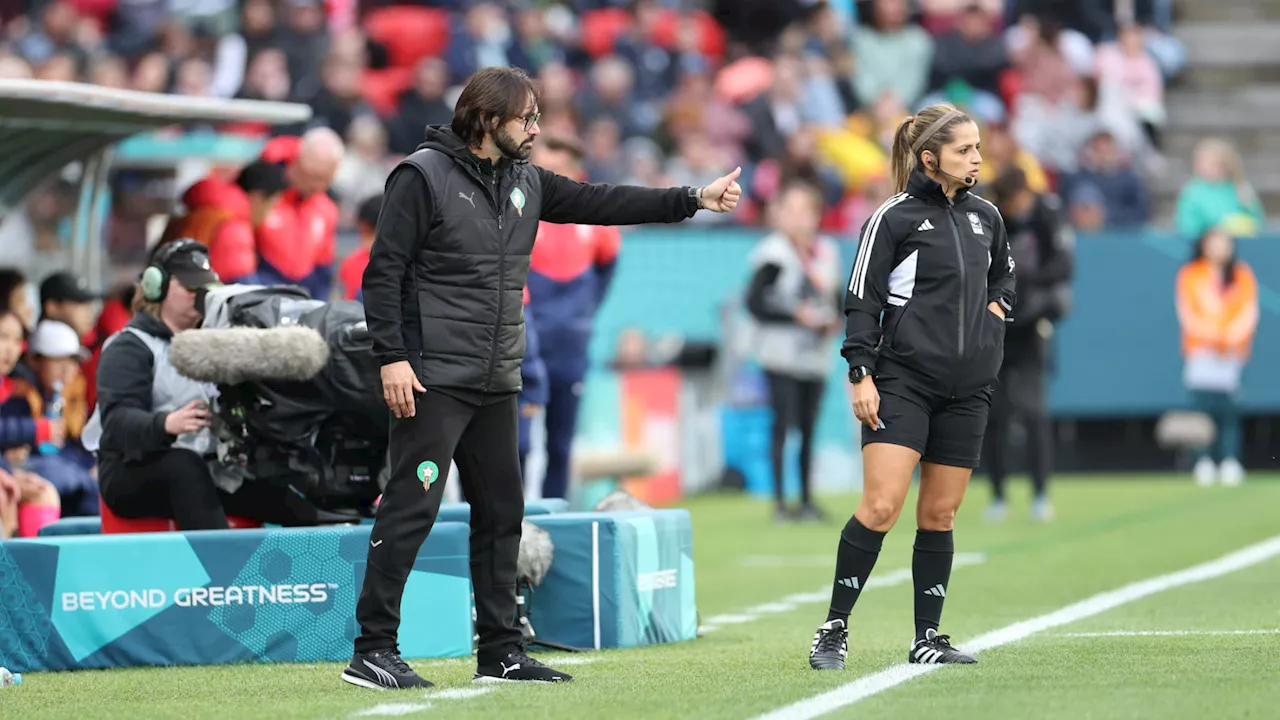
[0,267,109,537]
[0,0,1217,259]
[0,0,1266,534]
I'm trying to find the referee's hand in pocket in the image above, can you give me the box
[852,377,882,431]
[382,360,426,419]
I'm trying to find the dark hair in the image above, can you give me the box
[1191,227,1240,287]
[986,166,1029,208]
[451,66,539,148]
[541,135,585,161]
[889,104,972,193]
[776,177,824,212]
[0,268,26,311]
[357,194,383,230]
[236,160,288,195]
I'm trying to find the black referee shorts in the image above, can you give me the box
[860,365,994,469]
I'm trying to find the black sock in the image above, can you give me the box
[826,515,886,623]
[912,529,954,639]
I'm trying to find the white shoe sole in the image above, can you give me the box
[341,671,389,691]
[472,675,566,684]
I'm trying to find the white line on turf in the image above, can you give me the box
[351,656,600,718]
[353,703,434,717]
[700,553,986,634]
[747,534,1280,720]
[428,688,495,700]
[1056,629,1280,638]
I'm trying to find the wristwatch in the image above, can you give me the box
[688,186,705,209]
[849,366,872,383]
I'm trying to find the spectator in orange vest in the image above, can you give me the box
[1176,226,1259,487]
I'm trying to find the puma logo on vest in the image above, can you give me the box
[459,191,476,208]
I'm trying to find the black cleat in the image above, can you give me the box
[909,628,977,664]
[474,649,574,683]
[809,619,848,670]
[341,649,435,690]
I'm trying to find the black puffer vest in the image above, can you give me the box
[399,126,544,394]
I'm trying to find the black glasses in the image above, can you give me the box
[519,112,541,131]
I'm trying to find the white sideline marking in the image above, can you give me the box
[548,655,603,666]
[354,704,433,717]
[700,554,986,634]
[1057,629,1280,638]
[748,535,1280,720]
[427,688,494,700]
[352,657,599,717]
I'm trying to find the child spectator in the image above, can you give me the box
[6,319,98,516]
[0,309,61,536]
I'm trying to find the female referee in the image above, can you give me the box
[807,104,1016,669]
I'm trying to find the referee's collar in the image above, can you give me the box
[907,168,972,205]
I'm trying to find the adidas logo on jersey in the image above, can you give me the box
[917,219,935,232]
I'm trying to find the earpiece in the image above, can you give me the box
[923,154,976,187]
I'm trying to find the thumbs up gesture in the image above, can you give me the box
[699,166,743,214]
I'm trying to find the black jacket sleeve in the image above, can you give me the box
[744,264,795,323]
[986,208,1017,313]
[1025,197,1075,286]
[841,211,899,372]
[363,165,435,366]
[536,166,698,226]
[97,333,173,458]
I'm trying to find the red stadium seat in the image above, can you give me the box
[364,6,450,69]
[998,68,1023,115]
[580,7,632,58]
[650,10,726,59]
[99,497,263,534]
[362,66,415,116]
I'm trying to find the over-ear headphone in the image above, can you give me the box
[141,238,202,303]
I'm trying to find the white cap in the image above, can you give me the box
[29,320,87,360]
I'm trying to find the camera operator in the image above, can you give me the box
[84,240,316,530]
[981,167,1074,522]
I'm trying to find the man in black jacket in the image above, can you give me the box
[344,66,742,691]
[980,167,1074,522]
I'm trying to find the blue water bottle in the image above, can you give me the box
[37,380,64,455]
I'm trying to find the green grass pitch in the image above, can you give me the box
[6,475,1280,719]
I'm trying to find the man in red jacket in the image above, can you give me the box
[161,161,288,283]
[257,128,345,300]
[525,136,622,499]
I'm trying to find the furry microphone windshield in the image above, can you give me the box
[169,326,331,385]
[517,520,555,587]
[594,489,653,513]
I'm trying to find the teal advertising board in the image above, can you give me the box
[0,523,473,672]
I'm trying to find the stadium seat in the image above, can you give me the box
[98,497,263,534]
[580,7,632,57]
[362,66,414,116]
[364,6,450,69]
[650,9,726,58]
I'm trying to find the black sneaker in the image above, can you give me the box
[474,649,574,683]
[341,649,435,690]
[908,629,976,664]
[808,619,847,670]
